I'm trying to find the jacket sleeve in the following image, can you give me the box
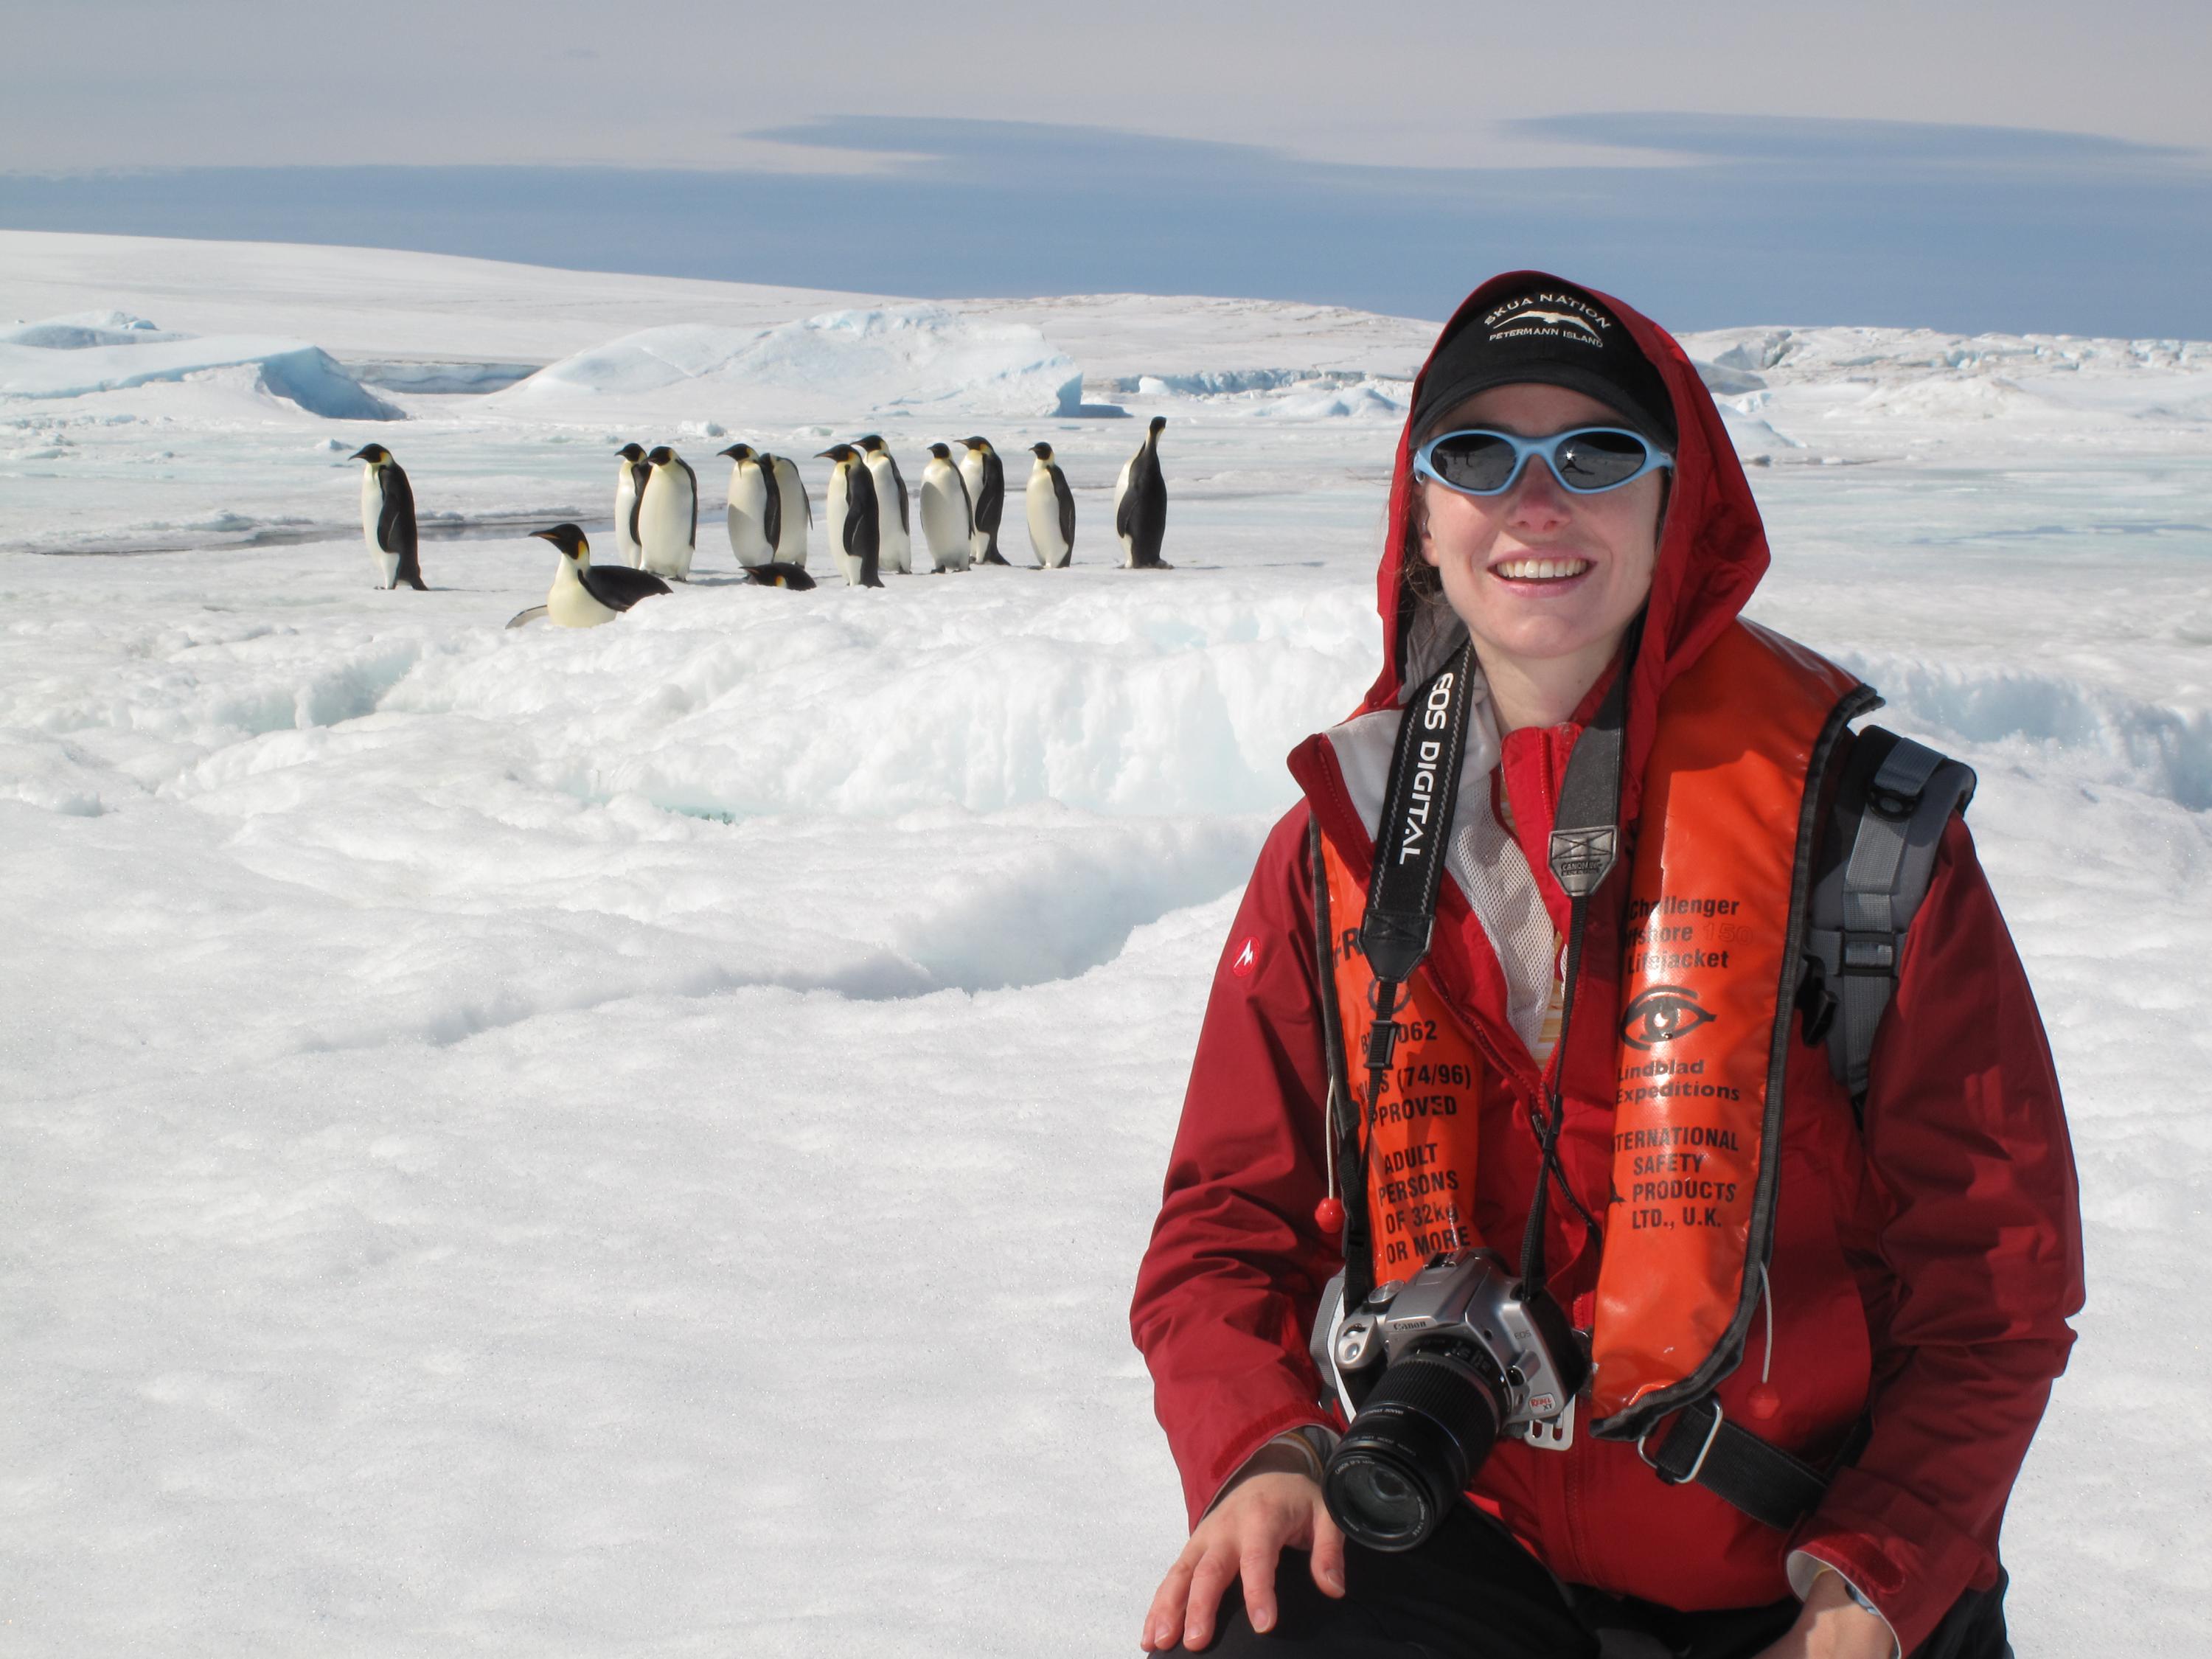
[1790,815,2085,1655]
[1130,804,1346,1527]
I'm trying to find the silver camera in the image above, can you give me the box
[1308,1248,1590,1551]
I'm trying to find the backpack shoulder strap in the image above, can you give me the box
[1801,726,1978,1099]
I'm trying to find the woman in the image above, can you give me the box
[1130,274,2082,1659]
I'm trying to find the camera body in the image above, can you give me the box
[1308,1247,1590,1551]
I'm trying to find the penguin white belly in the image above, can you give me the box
[615,474,643,567]
[772,462,809,566]
[546,562,618,628]
[959,453,990,561]
[361,470,399,588]
[1027,470,1069,568]
[1114,456,1138,568]
[639,473,695,580]
[726,464,773,567]
[919,470,971,571]
[865,456,911,574]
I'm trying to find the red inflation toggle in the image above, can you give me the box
[1747,1384,1781,1421]
[1314,1197,1346,1236]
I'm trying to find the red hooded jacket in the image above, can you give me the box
[1129,274,2084,1655]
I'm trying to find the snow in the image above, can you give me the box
[2,231,2211,1656]
[502,307,1086,422]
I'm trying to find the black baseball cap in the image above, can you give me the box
[1412,279,1677,450]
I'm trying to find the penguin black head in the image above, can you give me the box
[616,442,645,462]
[962,436,992,453]
[717,442,757,462]
[927,442,953,460]
[647,445,676,465]
[817,443,856,462]
[1032,442,1055,460]
[1148,416,1168,435]
[350,443,392,465]
[532,524,590,562]
[856,435,885,453]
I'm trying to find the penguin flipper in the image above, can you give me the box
[1115,481,1138,542]
[628,465,647,548]
[505,605,549,629]
[680,458,698,548]
[582,566,674,611]
[975,470,1004,535]
[759,464,782,553]
[1055,468,1077,551]
[895,467,911,535]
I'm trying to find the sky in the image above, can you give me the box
[4,1,2210,333]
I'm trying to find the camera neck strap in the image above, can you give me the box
[1331,625,1637,1307]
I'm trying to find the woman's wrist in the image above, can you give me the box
[1795,1567,1899,1659]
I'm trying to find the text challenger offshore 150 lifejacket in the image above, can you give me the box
[1310,617,1975,1529]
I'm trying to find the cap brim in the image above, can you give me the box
[1415,362,1675,451]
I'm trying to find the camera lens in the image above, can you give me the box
[1322,1338,1505,1552]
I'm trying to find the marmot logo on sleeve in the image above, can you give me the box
[1231,936,1259,978]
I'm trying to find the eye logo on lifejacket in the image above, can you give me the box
[1619,984,1716,1050]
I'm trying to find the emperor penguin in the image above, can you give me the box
[613,442,650,568]
[743,563,817,591]
[959,437,1010,566]
[350,443,425,590]
[767,452,811,567]
[855,436,911,575]
[1025,441,1075,568]
[817,444,883,588]
[1114,415,1172,569]
[526,524,671,627]
[918,442,974,573]
[637,445,698,581]
[717,442,779,568]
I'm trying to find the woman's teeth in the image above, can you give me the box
[1492,557,1591,581]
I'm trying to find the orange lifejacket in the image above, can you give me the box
[1318,620,1871,1438]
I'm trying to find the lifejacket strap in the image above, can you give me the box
[1638,1397,1831,1532]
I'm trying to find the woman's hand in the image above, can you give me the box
[1750,1569,1895,1659]
[1140,1470,1346,1652]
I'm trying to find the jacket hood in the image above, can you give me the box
[1360,271,1771,723]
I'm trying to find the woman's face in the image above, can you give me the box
[1416,382,1665,686]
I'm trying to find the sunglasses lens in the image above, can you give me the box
[1425,432,1522,494]
[1552,430,1650,491]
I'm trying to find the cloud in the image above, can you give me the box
[4,115,2208,337]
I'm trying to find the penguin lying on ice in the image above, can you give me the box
[1026,442,1075,568]
[513,523,671,627]
[351,443,426,589]
[743,563,817,590]
[1114,415,1172,569]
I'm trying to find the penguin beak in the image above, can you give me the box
[349,447,378,463]
[717,446,740,459]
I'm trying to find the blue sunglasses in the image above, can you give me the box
[1413,426,1673,497]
